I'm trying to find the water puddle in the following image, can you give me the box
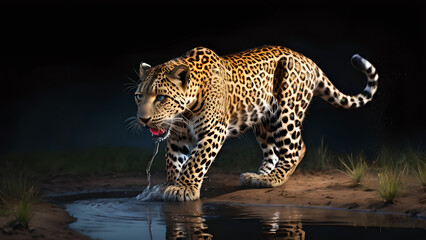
[61,193,426,240]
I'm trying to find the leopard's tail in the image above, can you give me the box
[314,54,378,109]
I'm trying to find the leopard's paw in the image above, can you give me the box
[240,172,275,188]
[163,184,200,201]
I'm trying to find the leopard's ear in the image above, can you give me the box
[165,65,190,89]
[139,62,151,79]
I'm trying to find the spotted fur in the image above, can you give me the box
[134,46,378,201]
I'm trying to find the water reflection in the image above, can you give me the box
[162,201,212,239]
[261,212,305,239]
[64,197,425,240]
[201,203,307,240]
[160,201,307,239]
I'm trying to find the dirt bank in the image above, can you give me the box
[0,202,90,240]
[204,170,426,217]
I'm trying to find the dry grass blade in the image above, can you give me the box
[338,153,368,185]
[0,176,41,229]
[377,165,406,204]
[413,160,426,186]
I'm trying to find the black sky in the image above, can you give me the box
[0,0,425,154]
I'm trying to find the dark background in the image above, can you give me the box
[0,0,425,156]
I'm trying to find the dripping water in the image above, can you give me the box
[137,139,166,201]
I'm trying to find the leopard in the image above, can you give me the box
[133,45,378,201]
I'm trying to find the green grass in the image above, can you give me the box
[0,146,159,177]
[338,153,368,185]
[375,146,425,169]
[376,164,406,204]
[372,147,426,203]
[14,200,31,229]
[399,147,426,186]
[0,208,8,216]
[412,160,426,186]
[0,175,42,229]
[300,137,337,170]
[1,142,424,187]
[213,139,262,173]
[1,144,262,177]
[0,142,263,177]
[0,176,41,202]
[374,148,410,203]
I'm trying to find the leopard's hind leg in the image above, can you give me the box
[253,118,279,175]
[241,100,306,187]
[241,55,314,187]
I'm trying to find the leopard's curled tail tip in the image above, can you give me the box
[351,54,379,100]
[351,54,372,72]
[351,54,378,83]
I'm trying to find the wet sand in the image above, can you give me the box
[1,170,425,239]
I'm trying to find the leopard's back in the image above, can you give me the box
[219,46,318,137]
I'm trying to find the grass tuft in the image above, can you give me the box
[377,164,406,204]
[301,137,337,170]
[412,160,426,186]
[14,199,31,229]
[213,138,262,173]
[0,146,157,176]
[0,175,41,229]
[338,153,368,185]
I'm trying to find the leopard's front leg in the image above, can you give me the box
[163,125,226,201]
[165,123,194,184]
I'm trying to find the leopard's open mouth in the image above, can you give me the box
[148,127,170,142]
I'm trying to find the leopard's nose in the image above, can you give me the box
[138,117,151,124]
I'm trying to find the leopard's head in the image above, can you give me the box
[134,61,193,141]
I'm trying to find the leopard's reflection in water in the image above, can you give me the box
[261,211,305,240]
[161,201,212,240]
[161,201,305,240]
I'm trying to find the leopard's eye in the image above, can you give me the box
[156,95,166,102]
[135,94,143,101]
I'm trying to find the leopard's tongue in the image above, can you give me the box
[149,128,166,136]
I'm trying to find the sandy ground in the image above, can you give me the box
[204,170,426,217]
[1,170,425,239]
[0,202,90,240]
